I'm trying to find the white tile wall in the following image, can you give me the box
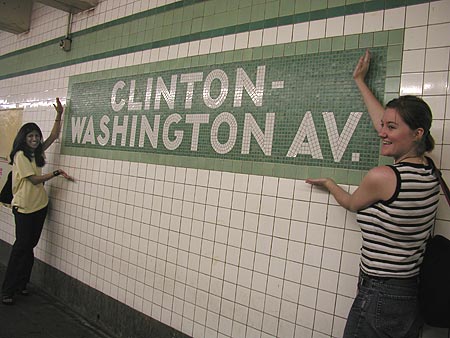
[292,22,309,41]
[363,10,384,32]
[383,7,405,30]
[308,20,326,39]
[344,13,363,35]
[326,17,344,37]
[1,1,449,338]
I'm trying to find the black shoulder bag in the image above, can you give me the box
[0,171,13,205]
[418,157,450,328]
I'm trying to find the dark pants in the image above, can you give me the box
[2,206,47,296]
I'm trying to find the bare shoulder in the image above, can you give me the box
[362,165,397,200]
[366,165,396,180]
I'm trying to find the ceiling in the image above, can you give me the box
[0,0,98,34]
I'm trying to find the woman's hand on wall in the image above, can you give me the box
[53,97,63,117]
[353,49,371,83]
[43,98,65,150]
[56,169,74,182]
[352,49,385,133]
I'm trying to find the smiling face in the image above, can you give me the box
[25,130,42,151]
[378,107,423,162]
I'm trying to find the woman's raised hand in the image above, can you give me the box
[353,49,371,83]
[53,97,63,116]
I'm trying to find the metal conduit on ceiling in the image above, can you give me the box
[0,0,98,34]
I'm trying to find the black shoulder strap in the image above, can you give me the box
[426,156,450,206]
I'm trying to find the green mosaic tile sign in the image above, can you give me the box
[63,47,386,171]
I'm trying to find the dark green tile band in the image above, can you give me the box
[0,0,436,80]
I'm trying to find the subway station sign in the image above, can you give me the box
[64,48,386,170]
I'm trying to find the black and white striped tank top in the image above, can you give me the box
[356,162,440,278]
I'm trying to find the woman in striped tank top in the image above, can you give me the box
[306,50,440,338]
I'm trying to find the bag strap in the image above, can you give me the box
[426,156,450,206]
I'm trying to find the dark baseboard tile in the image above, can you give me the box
[0,239,190,338]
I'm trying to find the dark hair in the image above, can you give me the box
[386,95,434,155]
[9,122,45,167]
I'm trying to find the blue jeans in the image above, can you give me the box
[343,270,422,338]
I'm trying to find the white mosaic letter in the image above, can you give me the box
[139,115,160,148]
[97,115,110,146]
[112,115,129,146]
[144,78,153,110]
[186,114,210,151]
[111,80,126,112]
[180,72,203,109]
[241,113,275,156]
[203,69,228,109]
[128,80,143,111]
[163,113,183,150]
[154,75,177,110]
[323,112,363,162]
[210,112,237,154]
[129,115,138,147]
[71,116,86,143]
[81,116,96,145]
[286,111,323,159]
[233,65,265,107]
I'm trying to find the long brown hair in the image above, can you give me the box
[10,123,45,167]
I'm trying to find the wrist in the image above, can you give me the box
[354,77,367,87]
[53,170,61,177]
[324,178,335,190]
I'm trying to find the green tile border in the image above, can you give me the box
[62,29,401,184]
[0,0,436,80]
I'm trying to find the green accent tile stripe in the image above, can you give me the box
[0,0,438,81]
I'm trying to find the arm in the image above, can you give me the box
[353,50,385,133]
[306,166,396,212]
[43,98,63,151]
[27,169,74,185]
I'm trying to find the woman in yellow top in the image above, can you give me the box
[2,98,73,305]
